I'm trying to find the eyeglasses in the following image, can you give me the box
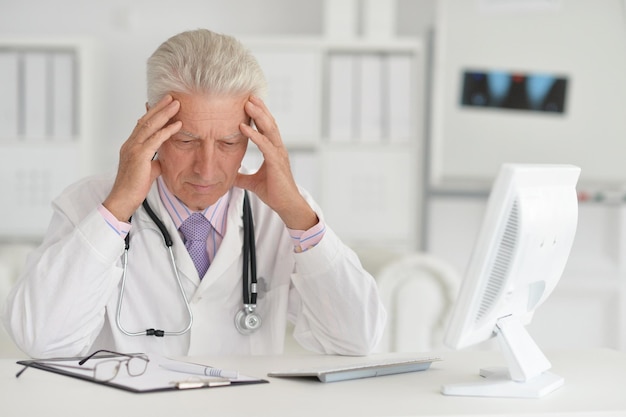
[16,349,150,382]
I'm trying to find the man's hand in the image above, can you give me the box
[103,95,182,221]
[236,96,318,231]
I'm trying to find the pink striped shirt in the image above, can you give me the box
[156,177,226,264]
[98,177,325,255]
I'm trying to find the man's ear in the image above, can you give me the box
[145,102,149,112]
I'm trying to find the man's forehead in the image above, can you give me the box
[172,111,246,138]
[169,92,250,138]
[173,93,248,117]
[174,108,244,121]
[178,129,243,140]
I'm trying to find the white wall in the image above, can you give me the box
[428,0,626,189]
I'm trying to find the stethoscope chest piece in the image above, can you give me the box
[235,305,262,335]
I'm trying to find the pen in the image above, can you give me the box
[160,361,239,379]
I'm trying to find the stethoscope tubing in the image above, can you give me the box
[242,191,258,307]
[116,245,194,337]
[116,191,258,337]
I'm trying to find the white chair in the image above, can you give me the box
[375,253,461,353]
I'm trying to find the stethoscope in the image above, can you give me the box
[115,190,261,337]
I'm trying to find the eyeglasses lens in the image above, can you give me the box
[94,360,121,381]
[126,356,148,376]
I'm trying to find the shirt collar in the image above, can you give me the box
[157,176,230,237]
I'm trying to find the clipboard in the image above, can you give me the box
[16,354,268,393]
[267,355,441,383]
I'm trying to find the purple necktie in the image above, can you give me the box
[179,213,212,278]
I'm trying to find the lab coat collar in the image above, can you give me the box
[143,185,197,286]
[144,184,246,293]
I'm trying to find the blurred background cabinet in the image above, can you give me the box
[244,38,425,254]
[0,39,96,240]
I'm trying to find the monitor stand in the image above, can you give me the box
[441,315,564,398]
[442,367,563,398]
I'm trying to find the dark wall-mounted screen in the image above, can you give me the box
[461,70,568,114]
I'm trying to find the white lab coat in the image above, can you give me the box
[3,173,386,359]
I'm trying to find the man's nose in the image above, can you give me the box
[193,144,217,176]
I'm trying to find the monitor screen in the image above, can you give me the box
[441,163,580,398]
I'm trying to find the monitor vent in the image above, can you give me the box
[475,200,519,323]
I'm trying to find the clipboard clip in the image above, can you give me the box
[171,376,231,389]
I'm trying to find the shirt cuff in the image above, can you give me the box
[97,204,131,239]
[288,220,326,253]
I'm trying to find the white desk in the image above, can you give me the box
[3,348,625,417]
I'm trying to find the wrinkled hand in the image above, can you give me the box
[236,96,317,230]
[103,95,182,221]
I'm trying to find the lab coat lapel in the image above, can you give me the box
[195,188,245,293]
[144,186,200,286]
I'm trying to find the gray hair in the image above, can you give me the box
[146,29,267,106]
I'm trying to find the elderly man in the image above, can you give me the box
[3,29,386,359]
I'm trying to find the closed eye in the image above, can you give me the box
[171,134,200,148]
[218,138,245,148]
[219,132,246,144]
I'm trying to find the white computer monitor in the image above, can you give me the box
[441,163,580,398]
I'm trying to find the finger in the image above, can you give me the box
[133,98,180,144]
[244,97,271,129]
[139,95,176,130]
[244,97,280,141]
[239,122,265,146]
[147,94,175,116]
[239,122,279,159]
[248,95,270,112]
[147,120,182,151]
